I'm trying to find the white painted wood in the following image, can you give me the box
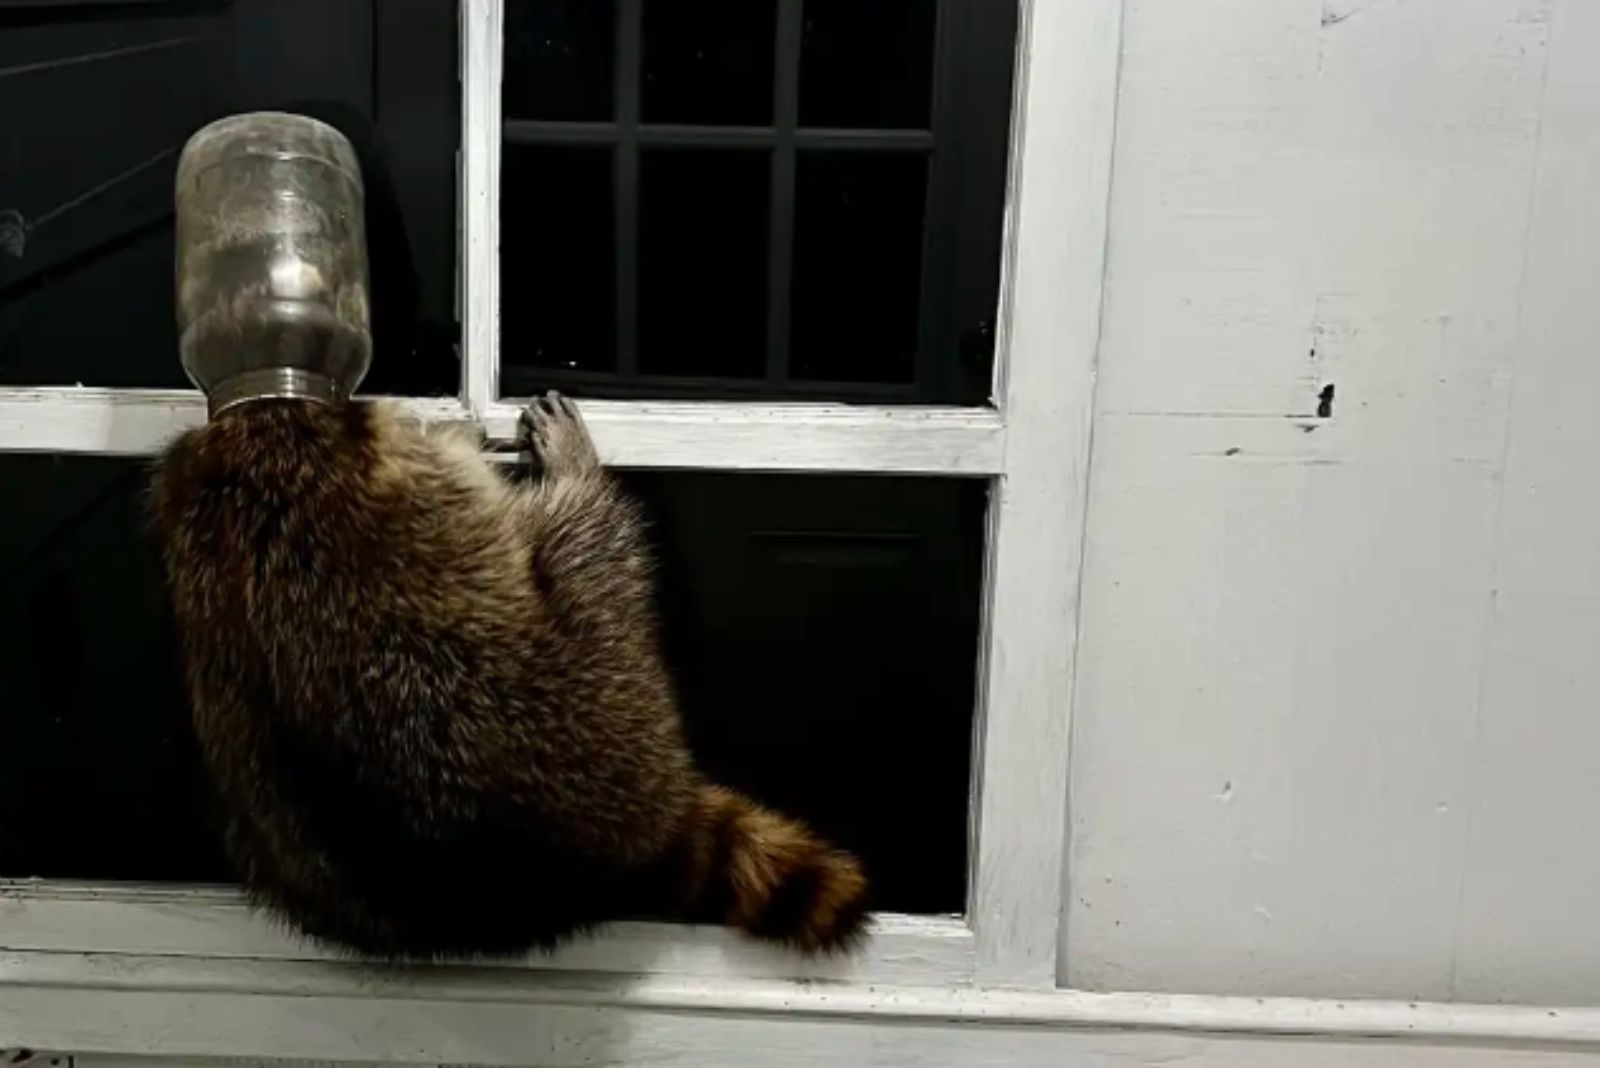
[57,1045,1600,1068]
[1064,0,1600,1007]
[72,1061,382,1068]
[479,399,1004,473]
[0,390,473,456]
[459,0,502,415]
[0,389,1003,473]
[9,950,1600,1041]
[4,952,1600,1066]
[966,0,1121,988]
[0,883,972,988]
[0,388,210,456]
[1450,0,1600,1007]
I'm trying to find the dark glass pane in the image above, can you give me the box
[0,456,229,881]
[0,224,187,388]
[503,0,616,122]
[639,150,768,378]
[799,0,938,129]
[0,1,459,395]
[0,458,984,918]
[368,0,465,397]
[499,0,1018,406]
[0,8,221,388]
[791,152,927,383]
[502,145,616,373]
[642,0,777,126]
[627,472,985,916]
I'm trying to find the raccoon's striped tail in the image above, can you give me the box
[672,784,869,952]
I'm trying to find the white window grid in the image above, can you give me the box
[0,0,1114,1042]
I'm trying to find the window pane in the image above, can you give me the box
[642,0,777,126]
[372,0,465,396]
[0,456,229,881]
[498,0,1016,405]
[0,457,984,917]
[0,2,459,395]
[1,225,187,389]
[799,0,939,130]
[502,145,617,373]
[0,9,220,389]
[639,150,769,379]
[791,152,927,384]
[627,472,984,916]
[503,0,617,122]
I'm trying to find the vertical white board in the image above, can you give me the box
[1066,0,1581,1002]
[1450,0,1600,1006]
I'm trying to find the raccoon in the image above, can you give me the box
[149,392,868,958]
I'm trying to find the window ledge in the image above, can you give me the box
[1,941,1596,1065]
[0,881,973,988]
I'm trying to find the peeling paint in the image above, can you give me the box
[1322,0,1407,27]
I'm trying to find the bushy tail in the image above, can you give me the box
[672,784,869,952]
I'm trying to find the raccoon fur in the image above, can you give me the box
[149,392,868,957]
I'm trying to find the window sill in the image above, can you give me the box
[1,904,1595,1066]
[0,881,973,987]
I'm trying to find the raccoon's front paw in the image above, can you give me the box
[519,391,600,475]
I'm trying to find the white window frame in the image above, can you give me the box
[0,0,1115,1059]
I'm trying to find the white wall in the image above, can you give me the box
[1066,0,1600,1006]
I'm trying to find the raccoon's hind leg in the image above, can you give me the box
[517,392,656,631]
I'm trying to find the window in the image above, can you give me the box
[0,0,1113,1059]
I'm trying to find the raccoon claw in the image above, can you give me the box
[519,391,600,475]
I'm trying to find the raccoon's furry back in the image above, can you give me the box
[149,397,867,957]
